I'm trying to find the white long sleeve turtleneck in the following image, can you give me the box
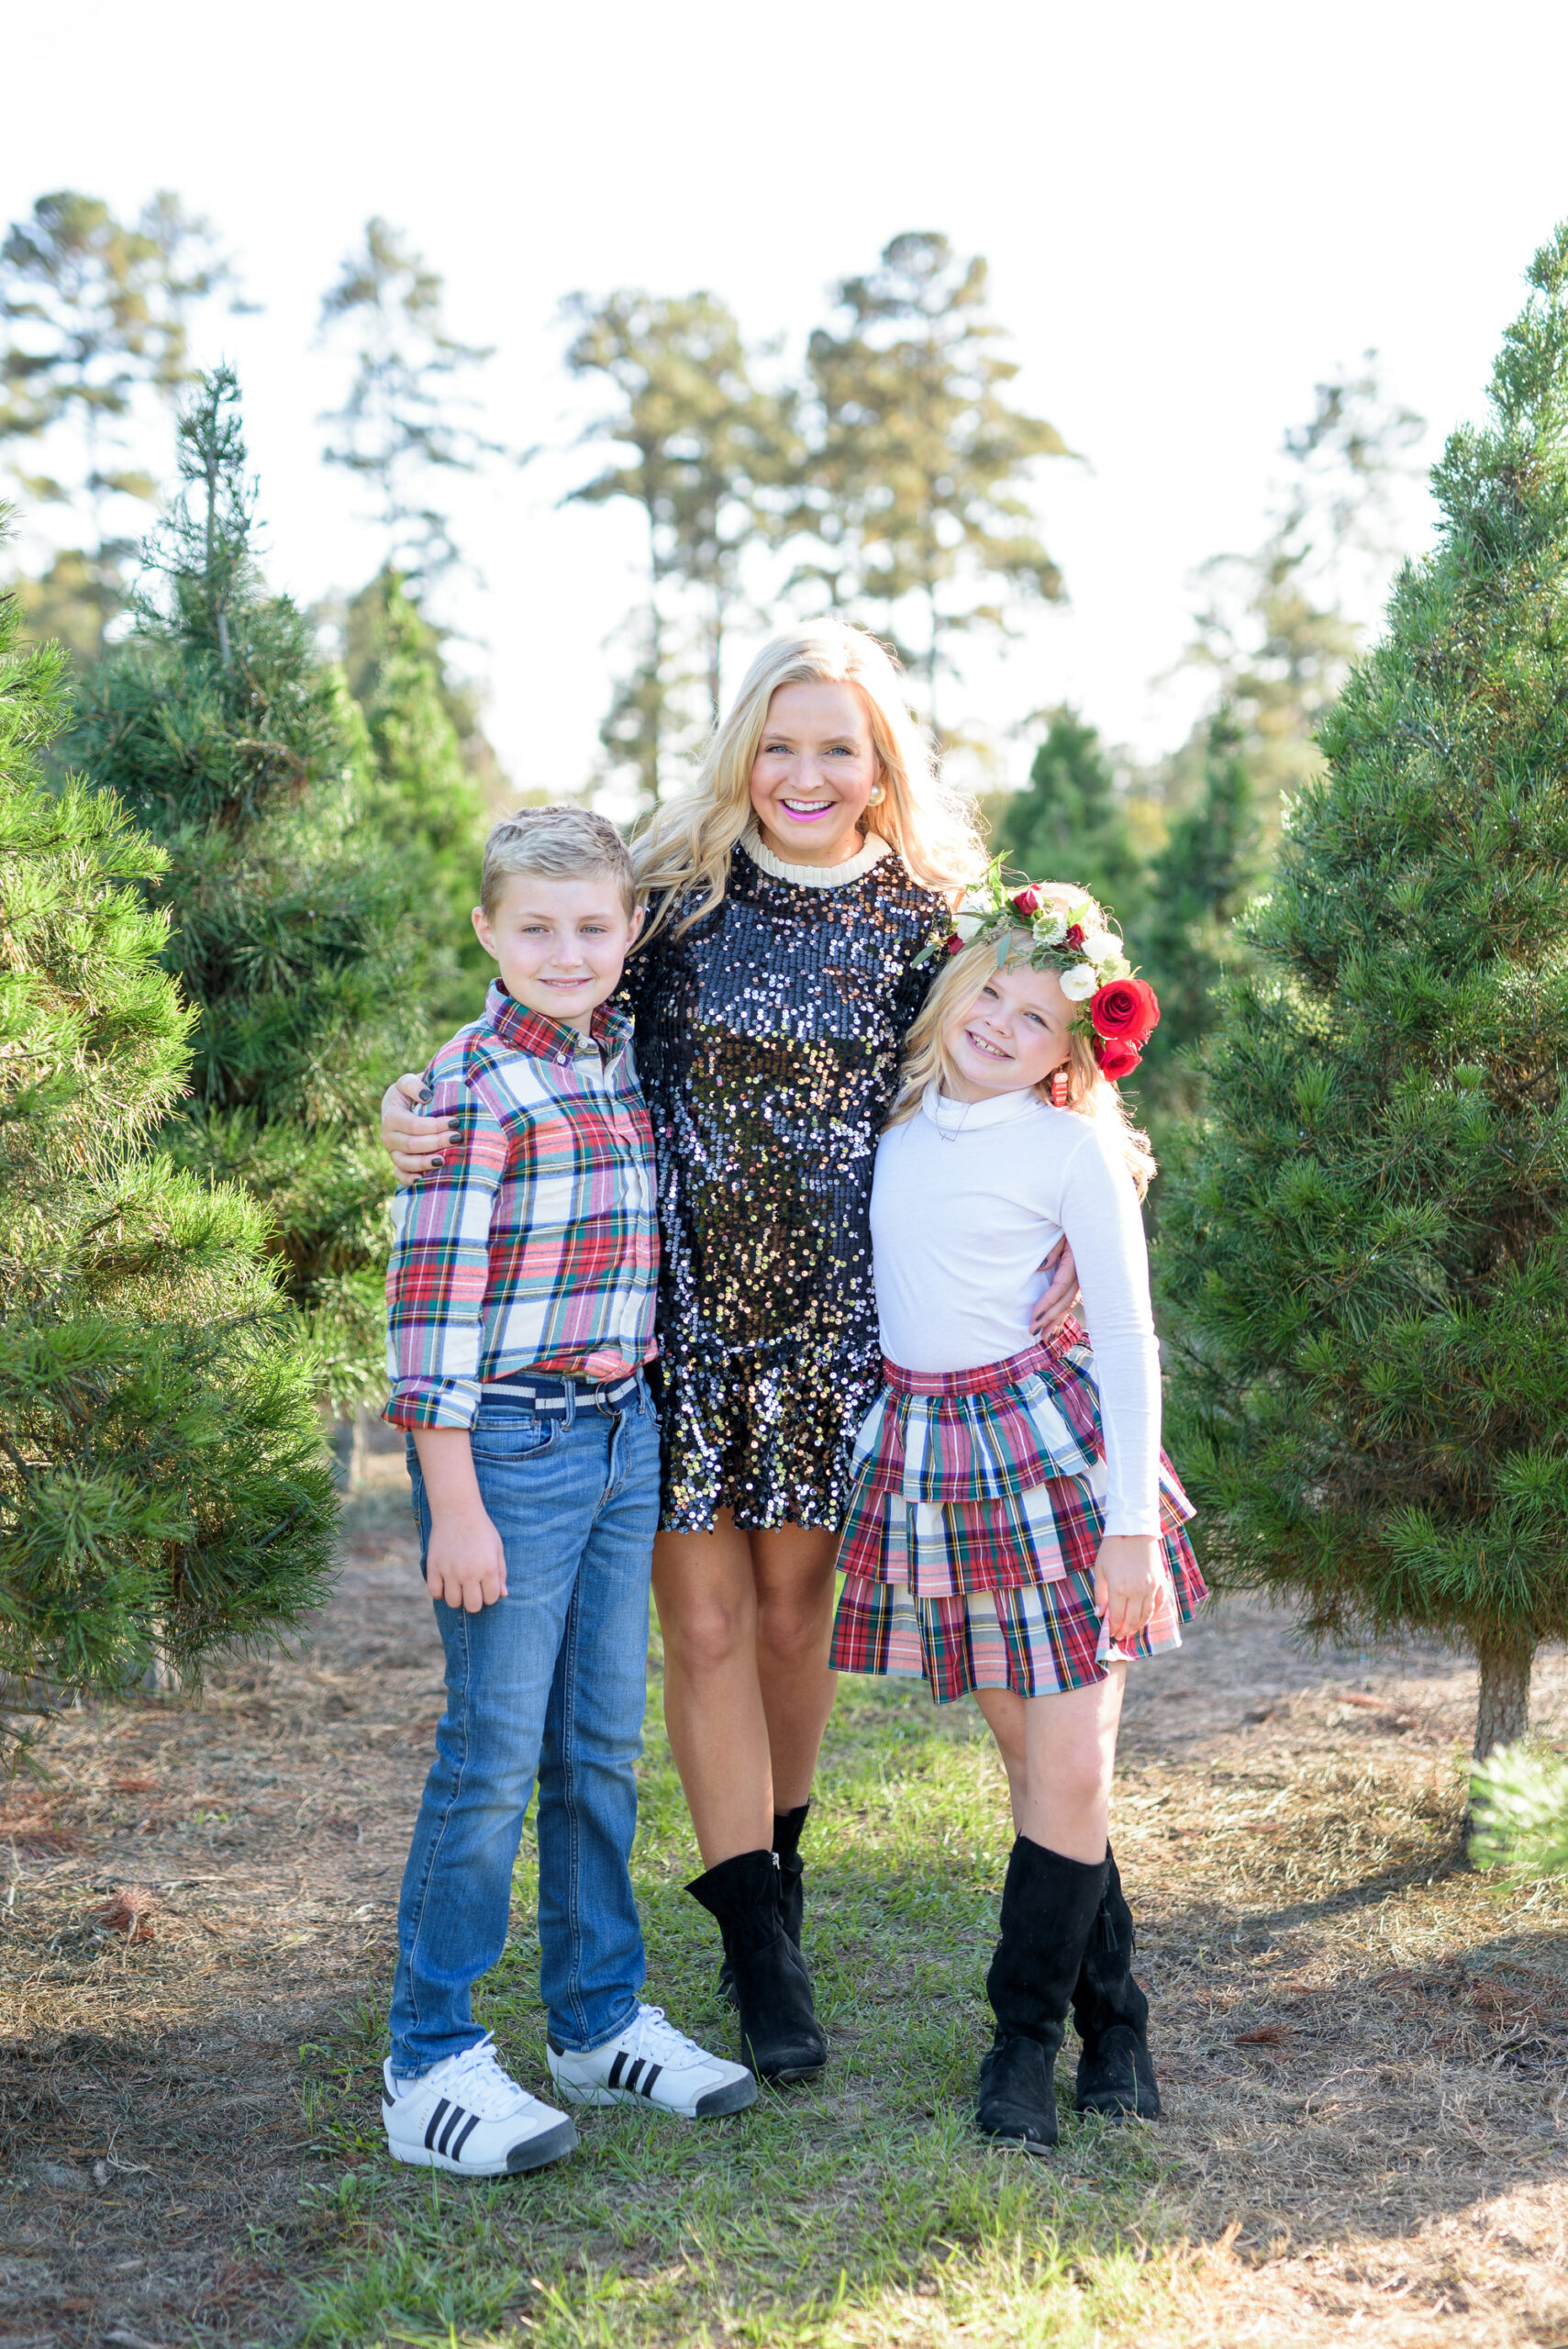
[869,1085,1162,1536]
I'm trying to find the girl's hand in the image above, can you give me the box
[426,1503,508,1613]
[1029,1238,1080,1340]
[1093,1535,1162,1646]
[383,1074,452,1183]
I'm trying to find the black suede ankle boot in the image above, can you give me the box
[687,1849,828,2084]
[718,1803,811,2001]
[977,1837,1108,2154]
[1072,1846,1161,2119]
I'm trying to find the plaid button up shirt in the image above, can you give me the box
[384,982,660,1431]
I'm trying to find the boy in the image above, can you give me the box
[381,807,754,2177]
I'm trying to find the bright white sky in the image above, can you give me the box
[8,0,1568,799]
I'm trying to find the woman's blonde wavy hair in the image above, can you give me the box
[632,620,983,936]
[888,883,1157,1198]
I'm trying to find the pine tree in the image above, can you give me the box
[2,189,234,657]
[1155,230,1568,1786]
[791,232,1068,733]
[0,524,334,1763]
[345,566,489,1034]
[992,707,1145,923]
[1137,711,1262,1130]
[563,287,792,796]
[319,218,502,586]
[71,370,424,1407]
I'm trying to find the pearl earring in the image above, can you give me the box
[866,783,884,803]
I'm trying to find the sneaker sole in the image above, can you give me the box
[384,2114,579,2176]
[551,2073,759,2120]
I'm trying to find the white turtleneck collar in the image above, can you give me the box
[740,823,891,891]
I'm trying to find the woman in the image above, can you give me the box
[382,623,1077,2080]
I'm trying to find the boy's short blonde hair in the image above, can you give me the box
[480,806,638,918]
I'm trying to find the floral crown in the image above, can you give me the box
[914,861,1162,1081]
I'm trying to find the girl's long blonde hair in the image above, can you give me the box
[890,885,1158,1198]
[632,620,982,935]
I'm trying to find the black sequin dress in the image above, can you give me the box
[626,835,947,1532]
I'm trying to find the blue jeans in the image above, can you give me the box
[388,1377,660,2077]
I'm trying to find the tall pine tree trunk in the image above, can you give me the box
[1473,1636,1534,1762]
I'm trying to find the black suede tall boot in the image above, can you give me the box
[687,1849,828,2085]
[718,1803,811,2001]
[1073,1845,1161,2119]
[977,1837,1108,2154]
[773,1802,809,1952]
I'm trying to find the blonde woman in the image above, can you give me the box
[829,875,1205,2151]
[381,623,1077,2081]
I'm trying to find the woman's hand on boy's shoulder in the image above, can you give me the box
[384,1073,452,1183]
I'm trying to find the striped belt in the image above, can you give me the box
[487,1369,642,1416]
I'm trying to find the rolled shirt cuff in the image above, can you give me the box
[383,1379,483,1432]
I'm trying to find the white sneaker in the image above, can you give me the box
[548,2002,758,2120]
[382,2033,578,2176]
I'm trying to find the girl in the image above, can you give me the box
[382,626,1083,2081]
[830,873,1205,2152]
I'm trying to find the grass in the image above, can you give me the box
[4,1445,1565,2346]
[294,1666,1177,2348]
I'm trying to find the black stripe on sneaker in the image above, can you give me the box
[450,2111,481,2161]
[622,2057,645,2093]
[424,2097,450,2151]
[608,2050,628,2089]
[639,2063,662,2099]
[438,2103,466,2155]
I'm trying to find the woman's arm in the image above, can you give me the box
[382,1074,452,1184]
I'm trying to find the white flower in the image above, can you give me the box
[1080,929,1116,964]
[1059,963,1097,1001]
[954,909,987,942]
[1098,952,1131,981]
[1037,913,1069,947]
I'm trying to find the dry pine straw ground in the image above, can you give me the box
[0,1428,1562,2349]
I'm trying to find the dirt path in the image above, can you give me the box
[3,1429,1565,2347]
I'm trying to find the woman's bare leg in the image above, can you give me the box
[652,1516,840,1865]
[751,1525,840,1812]
[653,1515,773,1866]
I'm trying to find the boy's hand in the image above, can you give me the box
[1093,1534,1162,1646]
[426,1503,508,1612]
[411,1427,506,1611]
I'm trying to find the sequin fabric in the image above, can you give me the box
[626,842,947,1532]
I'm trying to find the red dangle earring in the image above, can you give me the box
[1050,1066,1071,1108]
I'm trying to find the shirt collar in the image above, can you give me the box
[485,981,631,1066]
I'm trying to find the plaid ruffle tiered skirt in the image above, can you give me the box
[828,1330,1207,1703]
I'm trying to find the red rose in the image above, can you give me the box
[943,931,963,955]
[1093,1035,1142,1081]
[1089,977,1161,1047]
[1010,885,1044,917]
[1064,922,1085,950]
